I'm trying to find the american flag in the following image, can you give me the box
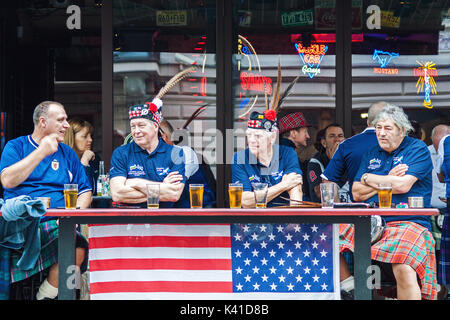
[88,223,339,300]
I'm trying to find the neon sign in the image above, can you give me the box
[372,49,399,74]
[240,72,272,95]
[294,43,328,79]
[415,61,437,109]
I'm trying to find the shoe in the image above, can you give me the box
[341,289,354,300]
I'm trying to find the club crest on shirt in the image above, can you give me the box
[368,158,381,170]
[51,159,59,171]
[393,155,403,165]
[271,170,284,181]
[128,164,145,177]
[156,167,170,176]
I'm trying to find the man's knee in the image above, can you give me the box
[392,264,418,286]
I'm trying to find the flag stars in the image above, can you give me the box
[294,241,302,249]
[295,258,303,266]
[321,283,328,291]
[268,233,276,241]
[251,249,259,257]
[302,233,310,241]
[312,241,319,249]
[320,249,328,257]
[277,242,285,249]
[251,233,258,241]
[303,266,311,274]
[287,283,295,291]
[252,266,260,274]
[311,225,318,232]
[320,266,328,274]
[234,250,242,257]
[312,258,319,266]
[278,258,285,266]
[243,241,250,249]
[294,225,301,232]
[261,274,269,282]
[304,283,311,291]
[234,233,242,241]
[276,225,284,233]
[244,274,251,282]
[312,274,320,282]
[286,250,293,258]
[242,225,250,232]
[285,233,293,241]
[269,249,276,257]
[320,233,327,241]
[259,225,267,232]
[296,274,303,282]
[286,267,294,274]
[303,249,311,257]
[236,283,243,291]
[270,283,277,291]
[260,258,268,265]
[269,266,277,274]
[244,258,251,265]
[278,275,286,283]
[260,241,268,249]
[235,267,243,274]
[252,282,260,291]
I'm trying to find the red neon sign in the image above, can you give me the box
[240,72,272,95]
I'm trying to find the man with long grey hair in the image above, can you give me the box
[341,104,437,300]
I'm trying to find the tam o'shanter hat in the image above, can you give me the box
[278,112,311,135]
[129,65,198,125]
[247,56,302,132]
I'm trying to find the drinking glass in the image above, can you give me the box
[189,184,204,208]
[146,184,160,209]
[64,184,78,209]
[252,182,268,208]
[228,183,243,208]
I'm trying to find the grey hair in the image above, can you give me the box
[32,101,64,125]
[373,104,413,135]
[367,101,388,126]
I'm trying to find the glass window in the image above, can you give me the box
[232,0,339,162]
[352,1,450,144]
[112,0,217,174]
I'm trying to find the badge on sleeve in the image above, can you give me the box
[51,159,59,171]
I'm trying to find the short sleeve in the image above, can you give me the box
[170,146,187,183]
[436,136,446,174]
[0,140,22,174]
[232,152,253,192]
[354,150,371,182]
[282,146,302,176]
[404,143,432,180]
[66,147,92,195]
[109,146,129,179]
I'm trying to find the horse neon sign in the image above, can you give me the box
[294,43,328,79]
[415,61,437,109]
[372,49,399,74]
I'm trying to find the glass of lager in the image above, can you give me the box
[189,184,204,208]
[228,183,243,208]
[64,184,78,209]
[252,182,268,208]
[146,184,160,209]
[378,183,392,209]
[320,183,336,208]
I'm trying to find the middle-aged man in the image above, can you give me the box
[341,104,437,300]
[321,101,387,199]
[109,99,186,207]
[307,123,347,203]
[278,111,312,200]
[232,110,303,208]
[0,100,92,300]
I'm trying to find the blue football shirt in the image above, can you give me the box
[109,138,186,208]
[354,136,432,230]
[322,127,378,199]
[0,135,92,220]
[232,144,302,207]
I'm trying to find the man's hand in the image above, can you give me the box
[37,133,59,157]
[163,171,183,184]
[328,141,340,159]
[388,164,408,177]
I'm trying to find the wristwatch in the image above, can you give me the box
[362,173,369,185]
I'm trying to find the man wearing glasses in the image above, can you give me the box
[232,110,303,208]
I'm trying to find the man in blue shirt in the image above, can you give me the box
[109,98,185,207]
[344,104,437,300]
[321,101,387,199]
[436,133,450,286]
[232,110,303,207]
[0,100,92,299]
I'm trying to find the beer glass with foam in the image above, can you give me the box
[378,183,392,209]
[189,184,204,208]
[228,183,243,208]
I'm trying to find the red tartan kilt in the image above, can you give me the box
[339,221,437,300]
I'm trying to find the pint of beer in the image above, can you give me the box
[189,184,204,208]
[378,183,392,209]
[228,183,243,208]
[64,184,78,209]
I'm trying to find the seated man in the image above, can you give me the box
[0,101,92,300]
[342,104,437,300]
[232,110,303,207]
[109,98,185,207]
[307,123,350,203]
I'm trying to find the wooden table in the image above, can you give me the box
[40,207,438,300]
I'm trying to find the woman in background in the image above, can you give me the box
[64,118,101,194]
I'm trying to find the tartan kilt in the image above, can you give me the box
[438,207,450,285]
[339,221,437,300]
[9,220,89,283]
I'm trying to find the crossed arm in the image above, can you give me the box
[110,171,185,204]
[241,172,303,208]
[352,164,418,201]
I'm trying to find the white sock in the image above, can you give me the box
[36,279,58,300]
[340,275,354,292]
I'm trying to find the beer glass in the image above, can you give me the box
[228,183,243,208]
[64,184,78,209]
[378,183,392,208]
[146,184,160,209]
[189,184,204,208]
[35,197,51,209]
[320,183,336,208]
[252,182,268,208]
